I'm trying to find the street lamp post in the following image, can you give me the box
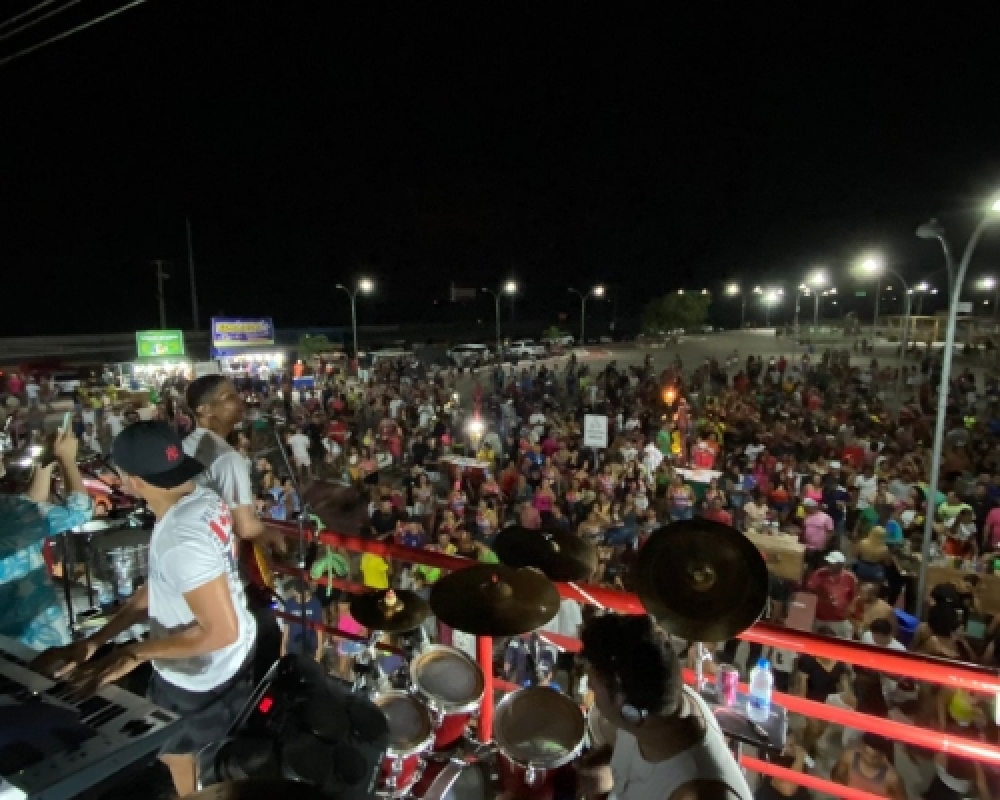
[335,277,374,361]
[914,201,1000,617]
[979,276,999,323]
[762,288,782,327]
[725,284,744,329]
[863,257,882,338]
[568,285,605,345]
[482,281,518,357]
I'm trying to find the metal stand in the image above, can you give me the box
[351,632,389,695]
[270,418,312,636]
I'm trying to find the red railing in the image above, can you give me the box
[267,522,1000,797]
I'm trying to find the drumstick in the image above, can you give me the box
[569,582,605,610]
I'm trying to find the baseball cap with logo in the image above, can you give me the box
[112,421,204,489]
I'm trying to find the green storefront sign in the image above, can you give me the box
[136,330,186,358]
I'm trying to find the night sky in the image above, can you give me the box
[3,3,1000,337]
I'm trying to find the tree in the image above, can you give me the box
[542,325,563,340]
[642,292,711,334]
[297,333,333,361]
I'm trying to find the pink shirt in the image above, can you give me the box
[802,511,834,550]
[986,507,1000,548]
[339,611,364,637]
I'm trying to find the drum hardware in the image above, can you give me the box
[352,632,392,696]
[408,645,486,754]
[492,525,598,583]
[351,588,430,634]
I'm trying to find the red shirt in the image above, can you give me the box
[841,445,865,468]
[806,567,859,622]
[704,508,733,526]
[691,445,715,469]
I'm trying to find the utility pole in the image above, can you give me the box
[186,217,200,331]
[153,259,170,329]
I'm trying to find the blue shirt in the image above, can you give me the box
[284,595,324,653]
[0,491,93,650]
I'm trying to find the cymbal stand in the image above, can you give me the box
[270,418,312,636]
[351,632,389,695]
[694,642,711,694]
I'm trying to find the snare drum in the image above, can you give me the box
[373,690,435,796]
[494,688,586,800]
[410,645,485,751]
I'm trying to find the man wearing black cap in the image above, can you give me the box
[33,421,257,797]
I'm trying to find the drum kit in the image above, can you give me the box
[324,519,774,800]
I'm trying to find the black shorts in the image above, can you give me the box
[147,651,255,756]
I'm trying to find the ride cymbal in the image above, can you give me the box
[430,564,560,636]
[492,526,598,582]
[350,589,429,633]
[189,781,327,800]
[635,519,768,642]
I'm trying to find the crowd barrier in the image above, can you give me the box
[266,521,1000,798]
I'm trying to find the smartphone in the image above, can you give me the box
[62,411,73,433]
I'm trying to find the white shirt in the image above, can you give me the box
[25,383,40,399]
[611,688,752,800]
[854,474,877,509]
[106,412,125,438]
[287,433,312,462]
[184,428,253,510]
[147,487,256,691]
[418,404,435,428]
[389,397,404,419]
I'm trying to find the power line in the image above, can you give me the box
[0,0,85,42]
[0,0,148,68]
[0,0,61,32]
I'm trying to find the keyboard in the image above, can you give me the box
[0,636,179,800]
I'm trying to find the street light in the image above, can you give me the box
[978,276,999,322]
[861,256,884,337]
[914,197,1000,616]
[567,285,605,345]
[335,277,374,360]
[725,283,745,329]
[482,281,518,357]
[761,288,782,327]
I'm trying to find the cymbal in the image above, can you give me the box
[634,520,768,642]
[430,564,560,636]
[189,781,327,800]
[492,526,598,582]
[350,588,429,633]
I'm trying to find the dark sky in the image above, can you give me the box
[3,2,1000,336]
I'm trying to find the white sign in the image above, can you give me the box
[957,301,973,314]
[583,414,608,449]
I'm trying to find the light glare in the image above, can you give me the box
[358,278,375,293]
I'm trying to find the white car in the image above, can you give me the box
[541,333,575,347]
[448,343,492,367]
[507,340,547,359]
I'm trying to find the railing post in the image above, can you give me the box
[477,635,494,742]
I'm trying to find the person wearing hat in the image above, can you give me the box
[32,421,258,797]
[804,551,858,639]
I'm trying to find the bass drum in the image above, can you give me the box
[408,759,486,800]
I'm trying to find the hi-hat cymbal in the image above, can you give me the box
[635,520,768,642]
[189,781,327,800]
[430,564,560,636]
[350,588,429,633]
[492,526,598,582]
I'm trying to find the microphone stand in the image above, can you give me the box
[269,416,312,639]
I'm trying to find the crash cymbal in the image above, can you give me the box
[189,781,327,800]
[492,526,598,582]
[635,519,768,642]
[430,564,560,636]
[350,588,429,633]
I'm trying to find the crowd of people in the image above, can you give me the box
[250,345,1000,799]
[4,339,1000,798]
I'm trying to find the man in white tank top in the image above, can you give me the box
[578,614,753,800]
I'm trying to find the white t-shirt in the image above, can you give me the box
[106,412,125,438]
[25,382,40,399]
[854,474,877,509]
[389,397,404,419]
[147,487,256,691]
[184,428,253,511]
[287,433,312,463]
[418,404,435,428]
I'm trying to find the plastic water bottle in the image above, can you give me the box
[747,658,773,724]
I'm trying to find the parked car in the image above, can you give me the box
[447,343,492,367]
[541,332,575,347]
[507,340,547,359]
